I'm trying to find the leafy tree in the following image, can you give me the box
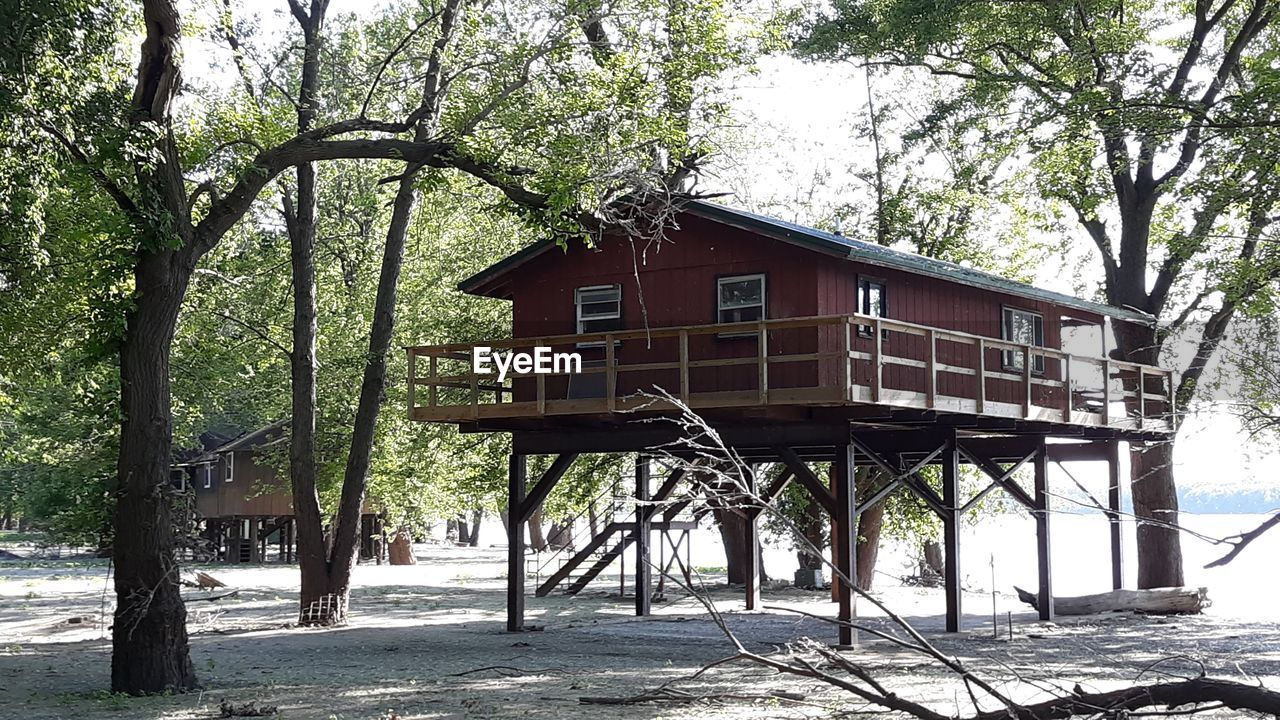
[796,0,1280,588]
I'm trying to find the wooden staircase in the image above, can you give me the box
[535,519,697,597]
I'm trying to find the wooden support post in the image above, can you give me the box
[942,431,962,632]
[606,334,617,412]
[757,322,769,404]
[507,453,527,632]
[871,319,883,403]
[635,456,651,617]
[679,330,690,402]
[1023,344,1033,418]
[925,329,937,409]
[841,317,853,402]
[1107,439,1124,590]
[976,339,986,414]
[1062,353,1073,422]
[278,517,287,563]
[247,517,260,563]
[1101,359,1111,425]
[1033,442,1054,621]
[743,464,761,611]
[287,518,296,563]
[406,351,416,418]
[833,444,857,646]
[427,355,437,408]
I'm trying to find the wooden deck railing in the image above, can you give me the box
[406,314,1175,432]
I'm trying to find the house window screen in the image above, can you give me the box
[1002,307,1045,373]
[857,278,887,338]
[717,274,765,324]
[575,285,622,334]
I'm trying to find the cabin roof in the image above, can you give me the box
[459,200,1155,325]
[174,420,286,466]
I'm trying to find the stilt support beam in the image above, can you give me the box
[1033,441,1054,621]
[1107,440,1124,590]
[941,430,962,632]
[833,444,857,646]
[743,464,761,611]
[507,453,527,632]
[635,456,652,617]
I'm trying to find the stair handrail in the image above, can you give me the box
[532,476,627,576]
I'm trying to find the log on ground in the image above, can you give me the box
[1014,586,1209,615]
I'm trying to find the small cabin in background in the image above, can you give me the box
[173,421,383,564]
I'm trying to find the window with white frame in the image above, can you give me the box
[856,277,887,338]
[203,463,213,489]
[575,284,622,334]
[1002,307,1045,373]
[575,284,622,348]
[223,453,234,483]
[717,274,765,325]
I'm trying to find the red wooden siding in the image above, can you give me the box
[499,213,1103,409]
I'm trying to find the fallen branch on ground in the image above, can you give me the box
[579,688,807,705]
[219,700,277,717]
[1014,586,1209,616]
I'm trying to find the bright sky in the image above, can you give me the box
[198,1,1278,502]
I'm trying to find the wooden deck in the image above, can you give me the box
[406,314,1174,435]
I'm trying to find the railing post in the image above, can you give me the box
[428,355,438,408]
[840,317,852,402]
[1062,353,1072,422]
[975,339,986,415]
[1023,343,1033,418]
[1137,366,1146,428]
[679,330,690,403]
[925,329,937,410]
[606,334,617,413]
[871,318,883,403]
[469,360,479,420]
[757,321,768,405]
[406,350,416,419]
[1101,359,1111,426]
[536,371,546,415]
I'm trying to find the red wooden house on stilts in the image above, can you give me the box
[406,201,1173,642]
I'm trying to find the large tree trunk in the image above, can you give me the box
[528,506,548,552]
[855,500,885,592]
[1113,321,1185,589]
[795,493,825,571]
[111,250,198,694]
[713,507,768,584]
[388,529,416,565]
[467,508,482,547]
[288,3,341,627]
[1130,441,1184,588]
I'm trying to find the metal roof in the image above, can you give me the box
[458,200,1154,324]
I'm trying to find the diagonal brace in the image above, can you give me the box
[516,452,578,524]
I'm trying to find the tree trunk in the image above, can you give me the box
[713,507,768,584]
[1130,441,1184,588]
[921,540,944,579]
[796,492,825,570]
[467,508,482,547]
[1113,321,1185,589]
[110,250,198,694]
[446,518,460,544]
[388,529,416,565]
[528,506,548,552]
[855,500,885,592]
[288,6,341,627]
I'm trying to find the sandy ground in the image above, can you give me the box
[2,539,1278,720]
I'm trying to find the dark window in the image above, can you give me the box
[1002,307,1045,373]
[717,274,765,324]
[203,463,213,489]
[224,454,234,483]
[856,278,887,338]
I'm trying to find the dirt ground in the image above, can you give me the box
[2,544,1278,719]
